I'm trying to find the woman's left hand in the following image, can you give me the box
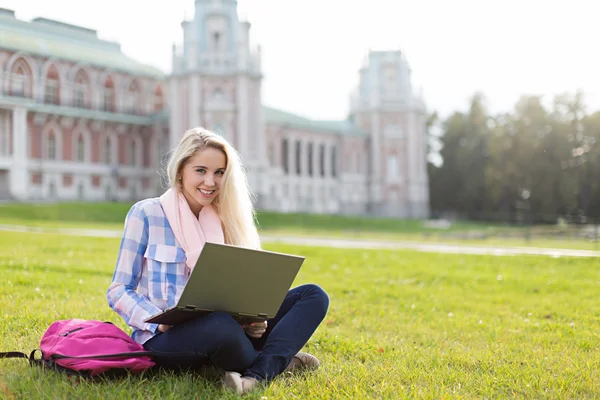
[242,320,268,338]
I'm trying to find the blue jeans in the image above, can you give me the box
[142,283,330,382]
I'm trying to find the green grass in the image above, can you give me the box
[2,201,599,252]
[1,231,599,398]
[0,201,507,233]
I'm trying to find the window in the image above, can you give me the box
[127,81,139,114]
[45,79,59,104]
[295,140,302,175]
[74,85,85,108]
[130,140,136,166]
[331,146,337,177]
[11,74,25,97]
[213,32,221,51]
[48,134,56,160]
[212,123,226,140]
[387,155,400,180]
[104,89,114,112]
[307,142,313,176]
[281,139,289,174]
[153,86,164,112]
[73,70,89,108]
[77,135,85,162]
[103,76,115,112]
[212,88,225,102]
[319,144,325,177]
[104,137,112,164]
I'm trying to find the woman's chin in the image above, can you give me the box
[195,194,216,206]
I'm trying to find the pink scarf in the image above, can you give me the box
[159,188,225,271]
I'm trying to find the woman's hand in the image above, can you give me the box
[157,324,172,333]
[242,321,268,338]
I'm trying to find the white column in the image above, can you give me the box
[310,141,317,178]
[236,75,249,159]
[370,111,382,203]
[1,110,9,156]
[9,107,28,200]
[255,96,268,197]
[189,75,201,128]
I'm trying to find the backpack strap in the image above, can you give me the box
[1,349,154,362]
[0,350,44,368]
[50,351,155,360]
[0,352,28,359]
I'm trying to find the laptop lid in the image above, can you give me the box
[176,242,305,319]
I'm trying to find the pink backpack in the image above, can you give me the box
[0,319,155,378]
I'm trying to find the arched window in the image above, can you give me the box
[45,64,60,104]
[103,76,115,112]
[48,132,56,160]
[77,135,85,162]
[73,69,90,108]
[10,58,33,98]
[127,80,140,114]
[130,139,136,166]
[153,85,164,112]
[104,136,112,164]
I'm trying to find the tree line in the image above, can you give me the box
[427,91,600,224]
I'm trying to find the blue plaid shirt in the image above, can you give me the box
[106,197,191,344]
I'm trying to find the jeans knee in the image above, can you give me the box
[302,283,330,316]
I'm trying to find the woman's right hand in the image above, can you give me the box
[157,324,172,333]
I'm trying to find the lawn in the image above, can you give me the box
[1,201,598,251]
[0,201,491,233]
[0,230,599,398]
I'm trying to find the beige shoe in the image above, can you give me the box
[284,352,320,373]
[223,371,258,395]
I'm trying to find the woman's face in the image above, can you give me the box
[180,147,227,215]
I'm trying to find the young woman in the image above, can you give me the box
[106,127,330,394]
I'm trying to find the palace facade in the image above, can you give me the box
[0,2,430,218]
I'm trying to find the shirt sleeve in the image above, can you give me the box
[106,202,162,334]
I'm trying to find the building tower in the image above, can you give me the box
[168,0,267,202]
[349,50,430,218]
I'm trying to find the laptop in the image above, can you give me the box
[144,242,305,326]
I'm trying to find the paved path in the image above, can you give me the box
[1,223,599,258]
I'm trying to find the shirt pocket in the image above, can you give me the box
[144,244,187,302]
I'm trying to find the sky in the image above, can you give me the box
[1,0,598,121]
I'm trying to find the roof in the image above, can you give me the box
[262,106,366,137]
[0,10,164,78]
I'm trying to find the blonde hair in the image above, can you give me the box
[165,127,261,249]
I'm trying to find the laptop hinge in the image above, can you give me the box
[236,312,268,319]
[184,305,197,310]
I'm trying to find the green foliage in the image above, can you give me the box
[1,231,599,398]
[429,91,600,223]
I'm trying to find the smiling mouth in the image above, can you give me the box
[199,188,215,196]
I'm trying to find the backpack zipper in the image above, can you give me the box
[59,327,83,337]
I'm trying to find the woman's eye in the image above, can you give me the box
[196,169,205,173]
